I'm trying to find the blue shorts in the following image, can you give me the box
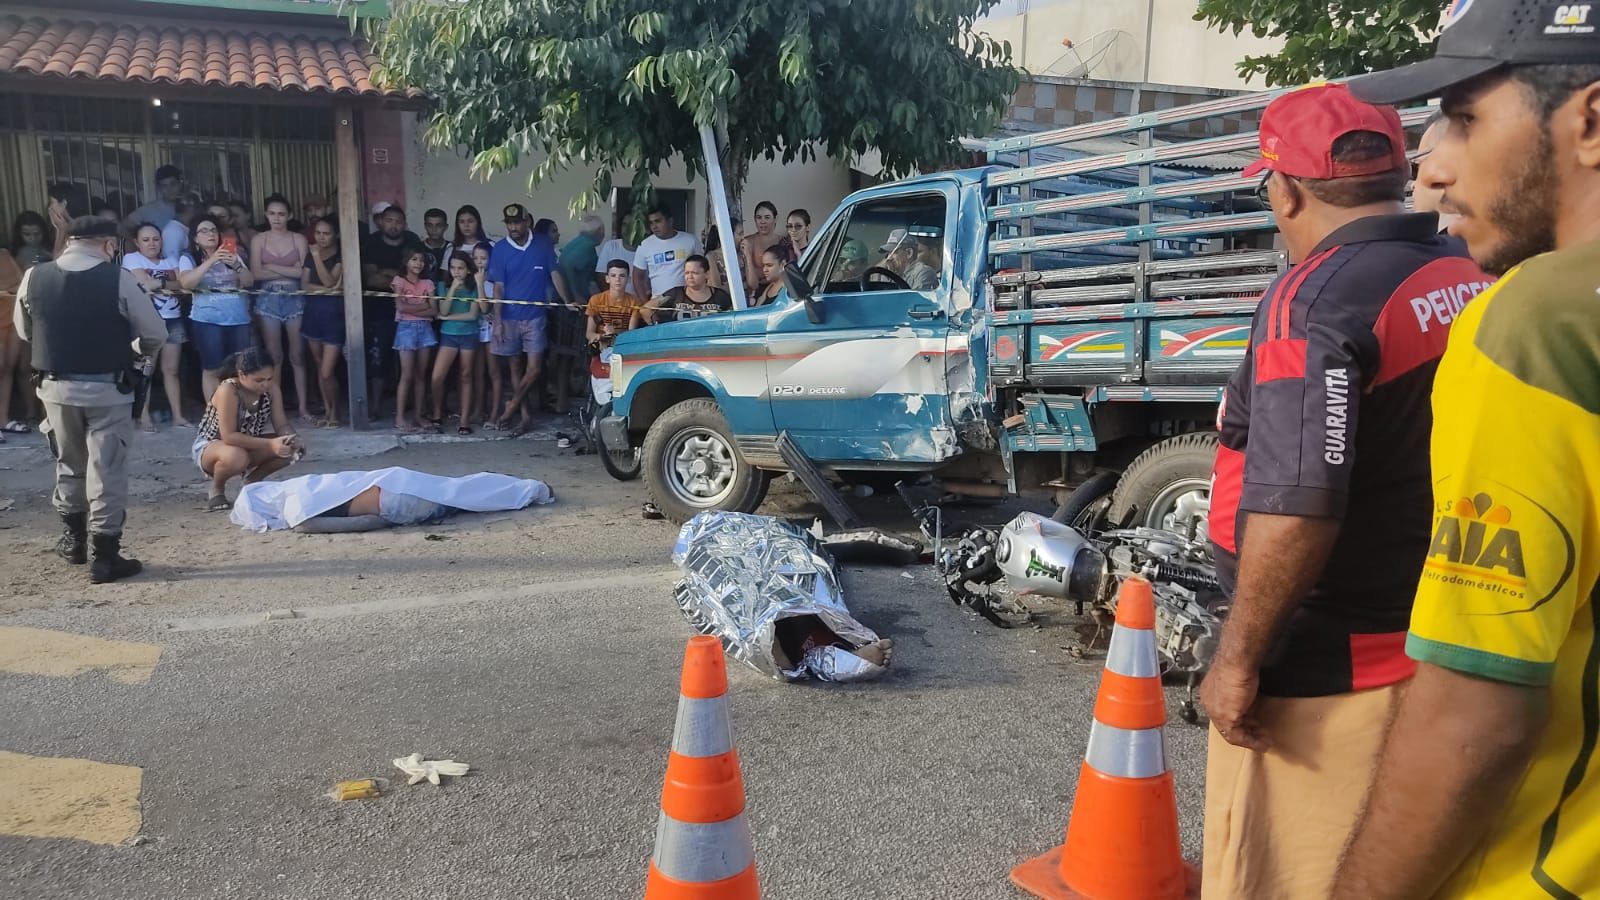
[163,317,188,345]
[302,298,345,345]
[255,282,304,321]
[492,317,548,357]
[439,331,478,351]
[393,319,438,352]
[191,322,255,370]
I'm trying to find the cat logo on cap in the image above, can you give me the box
[1547,3,1595,34]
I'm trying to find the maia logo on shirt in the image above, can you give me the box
[1424,486,1576,612]
[651,249,686,265]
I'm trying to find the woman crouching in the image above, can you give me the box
[193,347,305,511]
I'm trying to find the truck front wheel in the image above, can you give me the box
[1108,432,1217,540]
[642,399,771,524]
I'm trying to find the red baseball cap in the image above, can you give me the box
[1241,83,1408,180]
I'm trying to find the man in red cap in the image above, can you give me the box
[1198,82,1492,898]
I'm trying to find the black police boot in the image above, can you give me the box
[89,533,142,584]
[56,512,87,565]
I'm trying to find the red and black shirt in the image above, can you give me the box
[1209,214,1492,698]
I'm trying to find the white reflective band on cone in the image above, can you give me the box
[671,696,734,758]
[1083,720,1168,779]
[1104,624,1159,678]
[651,812,756,883]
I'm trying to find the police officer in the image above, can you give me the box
[13,216,165,583]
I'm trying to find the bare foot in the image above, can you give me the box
[853,638,894,668]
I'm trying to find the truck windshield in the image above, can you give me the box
[808,192,946,295]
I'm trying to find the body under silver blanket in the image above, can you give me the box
[671,513,886,682]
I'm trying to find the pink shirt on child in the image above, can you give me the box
[391,276,436,321]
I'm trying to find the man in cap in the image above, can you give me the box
[831,237,870,284]
[13,217,165,583]
[1198,82,1492,898]
[878,228,938,291]
[487,203,569,434]
[1332,2,1600,896]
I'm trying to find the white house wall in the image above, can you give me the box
[403,113,855,239]
[979,0,1283,90]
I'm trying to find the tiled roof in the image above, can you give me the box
[0,14,410,98]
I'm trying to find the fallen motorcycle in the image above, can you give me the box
[936,510,1224,723]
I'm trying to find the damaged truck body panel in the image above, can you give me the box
[606,87,1432,526]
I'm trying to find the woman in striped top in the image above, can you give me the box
[192,347,303,511]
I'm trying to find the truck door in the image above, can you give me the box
[765,188,958,464]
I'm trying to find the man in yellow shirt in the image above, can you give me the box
[1334,1,1600,897]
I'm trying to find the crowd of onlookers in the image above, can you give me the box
[0,163,818,445]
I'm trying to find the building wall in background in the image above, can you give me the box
[403,114,853,243]
[980,0,1282,90]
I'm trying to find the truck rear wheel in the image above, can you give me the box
[642,399,770,524]
[1108,432,1217,539]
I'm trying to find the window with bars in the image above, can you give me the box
[0,93,338,244]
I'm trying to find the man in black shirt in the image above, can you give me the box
[361,205,421,414]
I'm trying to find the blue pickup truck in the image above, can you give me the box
[600,89,1426,529]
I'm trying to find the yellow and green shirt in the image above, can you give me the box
[1407,241,1600,899]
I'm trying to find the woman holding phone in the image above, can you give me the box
[193,347,302,511]
[124,222,192,430]
[180,213,256,401]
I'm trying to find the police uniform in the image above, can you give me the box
[13,218,165,583]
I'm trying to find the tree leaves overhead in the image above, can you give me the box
[1193,0,1447,86]
[373,0,1019,220]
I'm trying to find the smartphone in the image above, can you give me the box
[221,236,238,255]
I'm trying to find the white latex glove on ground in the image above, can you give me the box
[393,752,470,786]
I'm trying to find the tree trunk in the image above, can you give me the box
[714,114,745,225]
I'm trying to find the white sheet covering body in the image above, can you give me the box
[231,467,554,532]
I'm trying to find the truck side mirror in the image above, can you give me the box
[783,263,823,324]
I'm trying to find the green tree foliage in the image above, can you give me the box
[1194,0,1448,86]
[373,0,1018,226]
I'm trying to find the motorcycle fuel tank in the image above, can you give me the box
[993,512,1105,603]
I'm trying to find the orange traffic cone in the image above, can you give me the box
[645,635,760,899]
[1010,576,1199,900]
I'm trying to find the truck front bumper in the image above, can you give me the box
[598,415,632,453]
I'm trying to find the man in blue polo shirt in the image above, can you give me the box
[487,203,573,434]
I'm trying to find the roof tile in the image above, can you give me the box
[0,13,411,98]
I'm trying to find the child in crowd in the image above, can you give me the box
[430,252,487,435]
[391,249,437,433]
[471,243,503,430]
[586,258,642,389]
[193,347,302,511]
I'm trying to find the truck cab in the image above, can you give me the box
[607,171,994,521]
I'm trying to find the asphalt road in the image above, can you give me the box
[0,426,1208,899]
